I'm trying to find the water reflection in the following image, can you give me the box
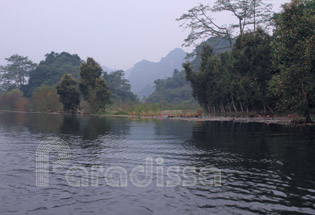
[0,112,315,214]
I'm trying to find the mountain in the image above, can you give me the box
[137,85,155,100]
[102,66,115,73]
[191,37,233,71]
[127,48,186,98]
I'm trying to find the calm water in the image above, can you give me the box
[0,112,315,215]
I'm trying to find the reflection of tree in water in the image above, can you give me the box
[191,121,315,201]
[59,114,80,135]
[78,115,111,141]
[190,121,271,158]
[59,115,132,142]
[0,112,64,133]
[153,119,194,140]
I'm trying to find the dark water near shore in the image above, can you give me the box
[0,112,315,215]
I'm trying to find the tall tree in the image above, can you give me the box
[79,58,111,113]
[56,74,80,113]
[184,43,223,112]
[232,28,274,113]
[0,54,37,91]
[177,0,273,47]
[270,0,315,122]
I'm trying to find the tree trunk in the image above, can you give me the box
[302,82,313,123]
[227,100,232,113]
[239,101,244,113]
[221,101,226,113]
[254,0,256,32]
[231,96,238,113]
[266,103,275,114]
[239,18,243,35]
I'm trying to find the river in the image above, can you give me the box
[0,112,314,214]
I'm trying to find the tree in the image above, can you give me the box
[270,0,315,122]
[56,74,80,113]
[23,52,81,97]
[94,78,111,112]
[0,89,30,111]
[177,0,273,47]
[30,85,62,112]
[147,69,197,107]
[103,70,137,103]
[0,54,37,91]
[231,28,274,113]
[79,58,111,113]
[184,43,222,112]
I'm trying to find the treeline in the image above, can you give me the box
[0,52,138,114]
[182,0,315,122]
[146,69,198,109]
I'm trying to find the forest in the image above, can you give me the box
[0,0,314,122]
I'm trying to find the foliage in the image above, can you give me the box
[103,70,138,103]
[232,28,274,112]
[147,69,198,108]
[184,28,274,114]
[0,55,37,92]
[56,74,80,113]
[79,58,111,113]
[30,85,62,112]
[23,52,81,97]
[0,89,30,111]
[270,0,315,122]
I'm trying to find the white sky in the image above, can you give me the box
[0,0,289,70]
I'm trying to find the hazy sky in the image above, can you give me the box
[0,0,289,70]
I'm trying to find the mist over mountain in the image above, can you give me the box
[101,40,231,99]
[126,48,186,98]
[102,66,115,73]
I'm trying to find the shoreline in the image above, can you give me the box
[105,114,292,125]
[1,110,314,126]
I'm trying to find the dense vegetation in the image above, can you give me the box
[22,52,81,97]
[0,55,135,114]
[0,0,313,121]
[147,69,198,108]
[182,0,315,122]
[103,70,138,103]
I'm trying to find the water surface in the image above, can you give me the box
[0,112,315,215]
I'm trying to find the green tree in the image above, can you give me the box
[0,55,37,91]
[56,74,80,113]
[184,43,223,112]
[94,78,111,112]
[231,28,274,113]
[30,85,62,112]
[79,58,111,113]
[147,69,197,107]
[23,52,81,97]
[103,70,137,103]
[271,0,315,122]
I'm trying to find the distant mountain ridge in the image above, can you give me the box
[127,48,186,98]
[101,39,231,99]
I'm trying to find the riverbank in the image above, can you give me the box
[103,114,294,125]
[1,109,314,126]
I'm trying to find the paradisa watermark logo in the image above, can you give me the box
[36,137,221,188]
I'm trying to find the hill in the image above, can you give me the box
[127,48,186,98]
